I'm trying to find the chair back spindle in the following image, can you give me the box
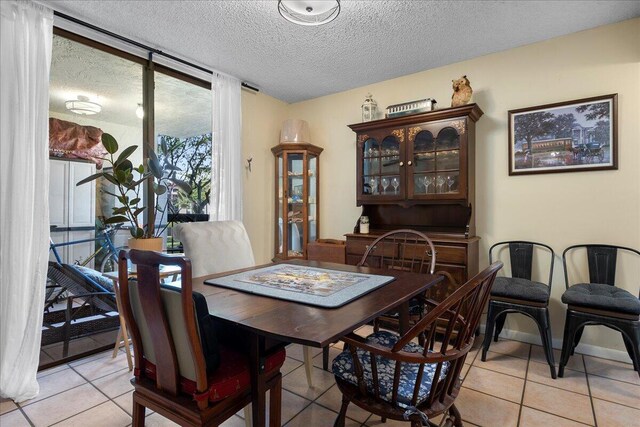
[358,229,436,275]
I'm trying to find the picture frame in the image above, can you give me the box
[508,94,617,175]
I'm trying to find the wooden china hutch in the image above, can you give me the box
[272,143,323,260]
[346,104,483,301]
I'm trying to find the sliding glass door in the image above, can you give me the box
[44,28,212,369]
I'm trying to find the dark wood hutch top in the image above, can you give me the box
[347,103,483,238]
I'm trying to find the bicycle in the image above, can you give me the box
[50,223,125,273]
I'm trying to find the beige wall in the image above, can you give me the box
[243,18,639,357]
[241,91,289,264]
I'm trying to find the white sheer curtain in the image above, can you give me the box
[0,0,53,402]
[210,74,243,221]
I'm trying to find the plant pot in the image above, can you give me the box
[128,237,163,252]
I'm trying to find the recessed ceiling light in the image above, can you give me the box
[65,95,101,115]
[278,0,340,26]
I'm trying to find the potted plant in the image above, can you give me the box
[77,133,191,251]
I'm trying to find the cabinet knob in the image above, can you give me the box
[407,160,413,166]
[399,161,404,167]
[427,250,438,257]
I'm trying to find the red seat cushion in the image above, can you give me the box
[140,346,286,402]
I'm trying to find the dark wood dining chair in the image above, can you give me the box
[482,241,556,378]
[118,250,286,426]
[357,229,437,334]
[559,244,640,378]
[332,261,502,427]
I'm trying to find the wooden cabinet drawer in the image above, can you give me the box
[432,244,466,264]
[346,238,398,258]
[400,243,466,265]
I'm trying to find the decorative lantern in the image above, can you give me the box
[361,93,378,122]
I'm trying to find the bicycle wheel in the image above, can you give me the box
[99,250,121,273]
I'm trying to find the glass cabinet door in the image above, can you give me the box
[308,155,318,248]
[286,153,305,258]
[434,127,460,195]
[276,155,284,258]
[360,132,402,199]
[410,124,463,198]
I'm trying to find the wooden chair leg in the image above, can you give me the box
[112,328,123,358]
[449,403,463,427]
[303,346,313,387]
[333,394,350,427]
[269,374,282,427]
[322,346,330,371]
[243,406,252,427]
[132,394,146,427]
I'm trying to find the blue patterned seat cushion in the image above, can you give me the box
[332,331,449,408]
[491,277,550,303]
[562,283,640,315]
[72,265,114,293]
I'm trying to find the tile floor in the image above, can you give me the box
[2,325,638,427]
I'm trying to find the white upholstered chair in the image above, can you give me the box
[173,220,316,388]
[173,220,256,277]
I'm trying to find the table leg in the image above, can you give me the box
[249,334,267,427]
[398,301,410,335]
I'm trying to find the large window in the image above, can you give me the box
[154,69,213,251]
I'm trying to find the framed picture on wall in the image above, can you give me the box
[508,94,617,175]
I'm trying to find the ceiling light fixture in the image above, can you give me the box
[278,0,340,26]
[65,95,101,115]
[136,103,144,119]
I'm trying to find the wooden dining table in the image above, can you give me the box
[189,259,443,427]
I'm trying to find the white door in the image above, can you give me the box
[67,229,95,269]
[68,162,96,228]
[49,160,69,228]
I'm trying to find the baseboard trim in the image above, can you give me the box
[478,325,633,364]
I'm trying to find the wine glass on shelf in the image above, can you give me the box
[436,176,445,193]
[369,177,377,195]
[422,175,434,194]
[391,177,400,194]
[381,178,389,194]
[446,175,456,193]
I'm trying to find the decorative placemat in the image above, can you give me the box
[204,264,395,308]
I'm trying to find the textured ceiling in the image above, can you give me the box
[50,35,212,137]
[45,0,640,103]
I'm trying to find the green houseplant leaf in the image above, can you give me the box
[77,135,193,240]
[101,133,118,154]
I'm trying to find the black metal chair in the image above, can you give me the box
[559,244,640,378]
[481,241,556,378]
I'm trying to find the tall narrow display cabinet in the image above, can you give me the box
[272,143,323,260]
[346,104,483,301]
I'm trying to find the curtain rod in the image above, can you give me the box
[52,10,260,93]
